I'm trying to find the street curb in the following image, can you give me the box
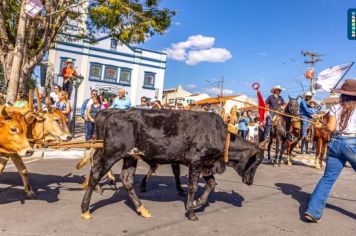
[33,149,85,159]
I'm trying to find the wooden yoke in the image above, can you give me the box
[224,106,238,163]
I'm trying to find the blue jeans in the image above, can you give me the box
[264,112,275,139]
[305,136,356,219]
[301,116,310,138]
[238,130,248,139]
[85,121,95,141]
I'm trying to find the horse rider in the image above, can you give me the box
[264,85,285,140]
[299,91,317,154]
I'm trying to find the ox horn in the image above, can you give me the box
[1,107,11,120]
[35,88,42,112]
[28,89,34,110]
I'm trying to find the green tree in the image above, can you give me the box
[0,0,175,103]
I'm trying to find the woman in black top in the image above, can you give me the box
[85,94,102,141]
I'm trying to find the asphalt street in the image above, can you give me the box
[0,156,355,236]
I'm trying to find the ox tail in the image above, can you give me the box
[76,148,95,170]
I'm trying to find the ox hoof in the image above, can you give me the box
[26,191,37,199]
[137,205,152,218]
[81,211,92,220]
[81,178,89,190]
[193,198,205,209]
[95,185,104,195]
[187,212,199,221]
[140,186,147,193]
[287,161,292,166]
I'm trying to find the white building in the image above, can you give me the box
[185,93,210,105]
[162,85,192,105]
[189,94,257,114]
[47,35,167,106]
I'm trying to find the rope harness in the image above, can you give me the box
[217,96,320,125]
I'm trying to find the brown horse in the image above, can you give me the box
[267,96,300,166]
[313,113,331,169]
[285,115,302,166]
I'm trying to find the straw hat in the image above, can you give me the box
[65,59,73,64]
[271,85,285,93]
[333,79,356,96]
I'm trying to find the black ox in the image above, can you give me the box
[81,109,264,221]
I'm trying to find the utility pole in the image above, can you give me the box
[301,50,322,95]
[218,76,224,115]
[206,76,224,115]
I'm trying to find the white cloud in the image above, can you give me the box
[205,87,234,95]
[186,48,232,65]
[164,47,186,61]
[186,84,197,90]
[171,35,215,50]
[258,52,267,57]
[164,34,232,65]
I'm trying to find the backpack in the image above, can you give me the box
[80,98,90,118]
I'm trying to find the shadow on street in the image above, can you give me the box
[275,183,356,221]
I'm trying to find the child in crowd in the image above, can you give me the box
[247,120,259,143]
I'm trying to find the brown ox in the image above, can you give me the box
[7,106,72,142]
[0,106,71,198]
[0,107,35,198]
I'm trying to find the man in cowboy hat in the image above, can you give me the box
[61,59,78,99]
[264,85,285,140]
[299,91,317,154]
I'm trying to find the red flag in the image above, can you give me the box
[252,82,266,125]
[257,90,266,125]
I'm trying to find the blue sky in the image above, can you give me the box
[140,0,356,101]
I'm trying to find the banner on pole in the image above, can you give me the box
[315,62,354,92]
[25,0,43,18]
[252,83,266,125]
[304,68,314,79]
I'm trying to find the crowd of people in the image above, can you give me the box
[80,88,190,141]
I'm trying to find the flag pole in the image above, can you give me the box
[332,62,354,91]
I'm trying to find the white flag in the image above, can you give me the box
[25,0,43,18]
[315,62,354,92]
